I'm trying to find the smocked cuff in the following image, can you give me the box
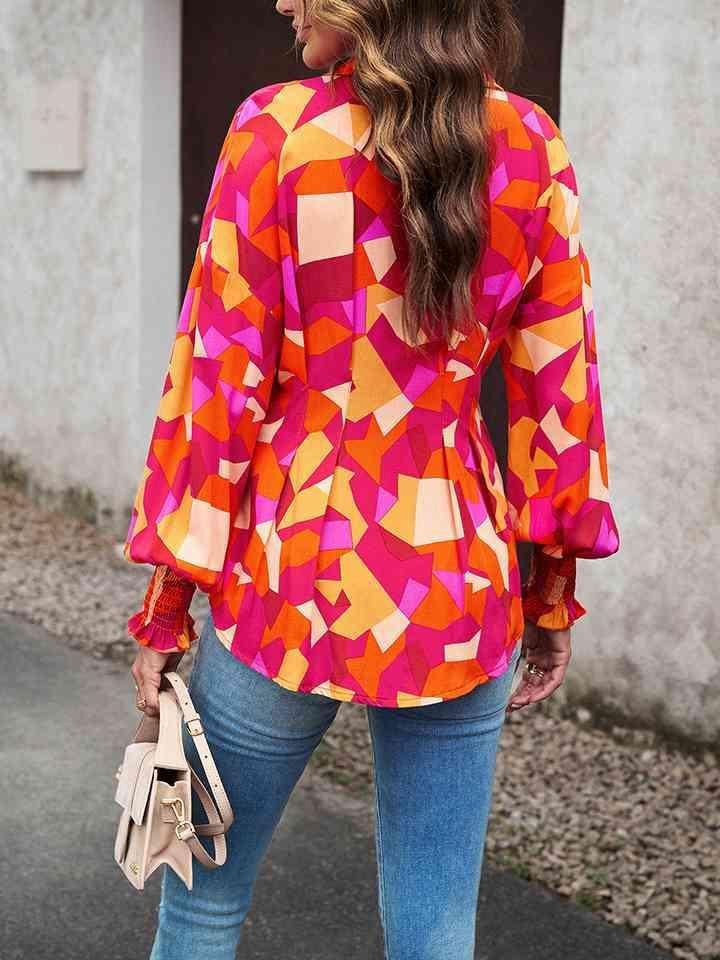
[522,548,587,630]
[127,564,198,653]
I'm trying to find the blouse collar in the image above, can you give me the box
[335,56,356,76]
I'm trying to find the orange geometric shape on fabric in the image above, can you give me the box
[304,389,341,432]
[295,158,349,195]
[152,420,189,488]
[422,659,488,700]
[467,537,506,596]
[411,575,464,630]
[265,600,311,651]
[304,315,353,355]
[281,529,321,571]
[345,414,403,484]
[193,385,230,441]
[346,631,407,703]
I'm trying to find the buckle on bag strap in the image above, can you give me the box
[185,716,203,736]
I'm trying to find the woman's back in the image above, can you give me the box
[125,58,619,706]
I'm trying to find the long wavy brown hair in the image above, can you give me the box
[293,0,524,346]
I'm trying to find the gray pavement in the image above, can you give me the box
[1,612,672,960]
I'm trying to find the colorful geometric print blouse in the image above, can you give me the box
[124,56,620,707]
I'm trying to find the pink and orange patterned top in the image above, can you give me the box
[124,56,620,707]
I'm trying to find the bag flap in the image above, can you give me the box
[114,741,156,810]
[130,751,159,825]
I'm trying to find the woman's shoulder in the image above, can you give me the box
[230,72,349,159]
[487,83,573,189]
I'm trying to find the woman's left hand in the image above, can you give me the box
[131,647,184,717]
[506,621,571,713]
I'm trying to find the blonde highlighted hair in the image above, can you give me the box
[294,0,524,345]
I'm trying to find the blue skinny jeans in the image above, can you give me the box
[149,617,521,960]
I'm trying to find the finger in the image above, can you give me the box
[507,664,566,711]
[509,671,566,711]
[141,665,165,716]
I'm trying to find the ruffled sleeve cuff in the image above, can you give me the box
[522,547,587,630]
[127,564,198,653]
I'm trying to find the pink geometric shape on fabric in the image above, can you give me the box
[399,578,429,617]
[434,570,465,610]
[255,495,277,523]
[178,287,194,333]
[405,366,438,401]
[498,271,523,309]
[250,650,271,677]
[282,256,300,311]
[466,497,490,528]
[375,487,397,522]
[352,286,367,335]
[359,216,390,242]
[192,375,214,411]
[235,193,249,237]
[489,162,509,201]
[158,490,179,522]
[231,326,263,355]
[487,647,509,678]
[203,326,231,359]
[319,519,353,550]
[522,109,544,135]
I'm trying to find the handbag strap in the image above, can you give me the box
[158,671,235,867]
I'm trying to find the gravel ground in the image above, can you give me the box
[2,482,718,959]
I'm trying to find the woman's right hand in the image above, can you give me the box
[506,621,572,713]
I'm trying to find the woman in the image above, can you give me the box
[125,1,620,957]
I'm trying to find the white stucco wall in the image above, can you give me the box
[0,0,180,524]
[560,1,719,742]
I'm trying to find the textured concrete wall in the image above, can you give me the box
[0,0,181,524]
[560,1,720,743]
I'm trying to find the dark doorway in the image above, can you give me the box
[180,1,317,291]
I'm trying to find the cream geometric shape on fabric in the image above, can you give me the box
[444,630,481,662]
[447,358,475,381]
[475,516,510,591]
[374,393,413,436]
[218,458,249,484]
[296,599,329,646]
[176,498,229,572]
[363,235,397,282]
[297,192,354,265]
[466,572,492,593]
[588,448,611,502]
[520,328,567,372]
[540,405,581,455]
[414,477,463,545]
[373,608,410,652]
[309,103,356,148]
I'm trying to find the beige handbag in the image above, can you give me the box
[113,670,234,891]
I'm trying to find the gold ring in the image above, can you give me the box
[136,698,147,709]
